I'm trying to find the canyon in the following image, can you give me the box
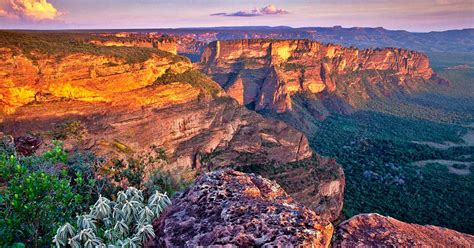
[0,31,343,224]
[0,30,472,246]
[200,39,440,117]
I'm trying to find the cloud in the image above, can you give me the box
[1,0,60,21]
[211,4,288,17]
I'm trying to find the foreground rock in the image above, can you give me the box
[146,170,333,247]
[333,213,474,247]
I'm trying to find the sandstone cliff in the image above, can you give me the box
[1,33,345,223]
[0,45,311,172]
[333,213,474,247]
[146,170,333,247]
[88,36,178,54]
[0,47,190,118]
[199,39,440,115]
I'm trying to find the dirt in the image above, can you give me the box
[412,160,472,176]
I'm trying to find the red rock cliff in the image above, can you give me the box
[200,39,439,113]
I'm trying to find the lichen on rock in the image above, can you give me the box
[146,170,333,247]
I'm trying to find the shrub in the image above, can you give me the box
[48,121,87,141]
[53,187,171,247]
[0,154,86,247]
[0,141,102,247]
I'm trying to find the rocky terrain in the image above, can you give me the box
[199,39,440,117]
[1,31,473,246]
[88,35,178,55]
[333,213,474,247]
[0,31,341,223]
[146,170,474,247]
[146,170,333,247]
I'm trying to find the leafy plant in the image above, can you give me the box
[0,141,103,247]
[53,187,171,247]
[0,154,86,247]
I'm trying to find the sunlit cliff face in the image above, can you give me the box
[0,48,194,118]
[200,39,436,113]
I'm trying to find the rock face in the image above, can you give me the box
[89,36,178,55]
[239,155,345,223]
[0,47,190,118]
[333,213,474,247]
[0,34,312,179]
[146,170,333,247]
[200,39,440,114]
[1,33,340,227]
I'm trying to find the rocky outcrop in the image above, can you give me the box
[146,170,333,247]
[89,36,178,54]
[200,39,440,114]
[14,135,42,156]
[333,213,474,247]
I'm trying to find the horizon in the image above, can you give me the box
[1,25,473,34]
[0,0,473,32]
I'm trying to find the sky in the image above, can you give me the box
[0,0,473,32]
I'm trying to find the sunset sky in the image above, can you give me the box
[0,0,473,31]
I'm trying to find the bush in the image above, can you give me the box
[0,142,101,247]
[0,153,86,246]
[53,187,171,247]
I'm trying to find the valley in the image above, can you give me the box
[1,27,473,246]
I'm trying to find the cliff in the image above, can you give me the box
[146,170,333,247]
[88,36,178,54]
[199,39,440,115]
[1,33,345,223]
[0,47,189,118]
[333,213,474,247]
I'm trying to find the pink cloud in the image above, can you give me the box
[211,4,289,17]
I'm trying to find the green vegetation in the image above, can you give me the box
[47,120,88,140]
[152,69,222,97]
[260,52,474,234]
[311,125,473,233]
[53,187,171,247]
[0,138,184,246]
[0,142,99,247]
[306,64,474,233]
[0,31,186,64]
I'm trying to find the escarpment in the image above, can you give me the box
[1,34,346,223]
[0,46,312,171]
[88,36,178,54]
[0,47,191,118]
[199,39,441,115]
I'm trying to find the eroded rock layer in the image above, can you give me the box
[200,39,440,114]
[333,213,474,247]
[146,170,333,247]
[0,37,312,180]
